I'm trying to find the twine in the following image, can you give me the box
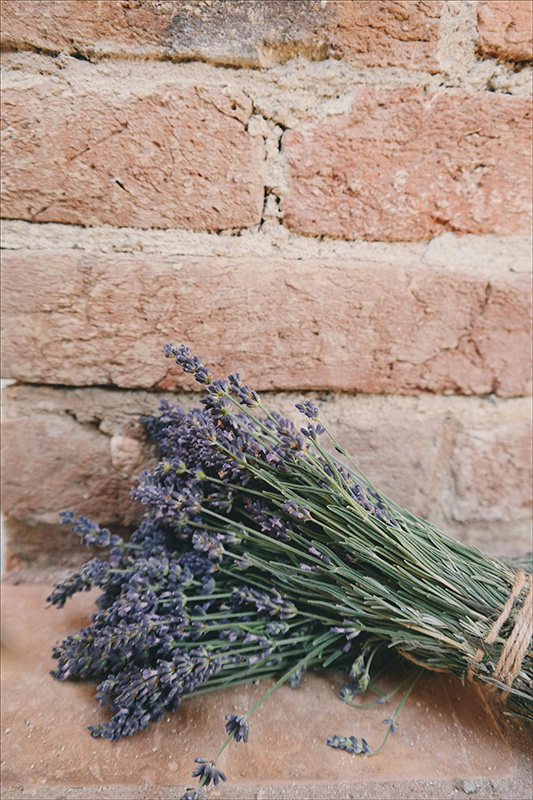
[470,570,532,689]
[399,571,532,690]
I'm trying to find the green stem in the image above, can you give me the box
[213,631,340,764]
[345,671,414,710]
[370,669,423,755]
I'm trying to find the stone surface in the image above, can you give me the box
[0,0,443,70]
[477,1,533,62]
[281,88,532,241]
[1,76,263,230]
[109,434,145,475]
[2,583,531,800]
[1,385,531,570]
[2,251,531,396]
[1,520,91,574]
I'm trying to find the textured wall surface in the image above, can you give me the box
[1,0,532,571]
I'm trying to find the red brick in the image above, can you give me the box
[0,0,175,57]
[330,0,442,70]
[281,88,532,241]
[477,1,533,62]
[2,251,531,396]
[0,79,263,229]
[0,1,442,70]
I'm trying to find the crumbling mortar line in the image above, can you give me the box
[3,50,531,114]
[2,222,532,278]
[3,378,530,403]
[245,106,285,227]
[0,42,258,71]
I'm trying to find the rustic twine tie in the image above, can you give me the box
[471,570,533,690]
[400,571,532,688]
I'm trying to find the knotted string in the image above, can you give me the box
[470,570,532,690]
[399,571,532,692]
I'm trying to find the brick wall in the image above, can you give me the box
[1,0,532,572]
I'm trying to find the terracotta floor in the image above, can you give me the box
[1,583,531,800]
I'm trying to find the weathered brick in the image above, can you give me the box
[0,1,443,70]
[281,88,532,241]
[2,251,531,396]
[0,0,175,58]
[329,0,442,70]
[1,386,531,570]
[477,1,533,62]
[0,78,263,229]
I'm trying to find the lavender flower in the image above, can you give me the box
[295,400,320,421]
[191,758,227,787]
[59,511,122,549]
[308,546,331,564]
[225,713,249,743]
[287,664,306,688]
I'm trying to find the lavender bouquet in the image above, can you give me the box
[49,345,532,799]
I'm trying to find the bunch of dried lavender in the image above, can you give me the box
[50,344,531,798]
[154,344,532,721]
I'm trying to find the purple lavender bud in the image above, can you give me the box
[205,379,228,397]
[236,385,259,407]
[192,758,226,787]
[228,372,242,391]
[164,344,213,385]
[282,500,311,521]
[295,400,320,421]
[326,734,370,755]
[266,621,289,636]
[287,664,306,688]
[225,713,249,743]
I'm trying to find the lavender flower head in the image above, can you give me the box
[225,713,249,743]
[191,757,226,787]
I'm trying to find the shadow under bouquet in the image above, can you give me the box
[48,344,532,800]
